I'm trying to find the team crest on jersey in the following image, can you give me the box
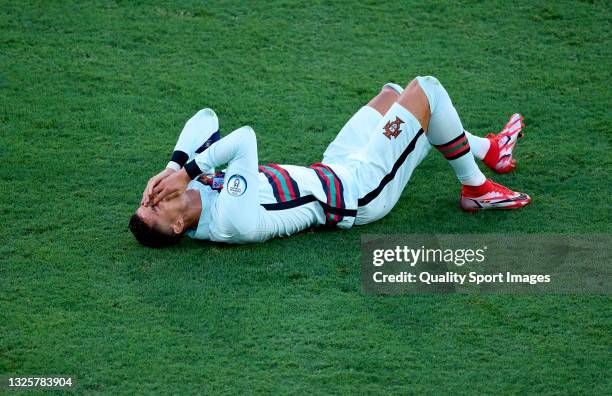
[227,174,247,197]
[383,116,404,140]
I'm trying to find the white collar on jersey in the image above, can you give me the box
[185,180,216,240]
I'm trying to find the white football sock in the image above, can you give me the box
[416,76,486,186]
[465,131,491,160]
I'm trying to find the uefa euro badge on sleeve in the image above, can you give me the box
[227,175,247,197]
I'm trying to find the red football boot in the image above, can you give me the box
[460,179,531,212]
[483,113,524,173]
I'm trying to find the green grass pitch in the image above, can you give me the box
[1,1,610,394]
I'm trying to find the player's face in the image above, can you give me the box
[136,195,184,235]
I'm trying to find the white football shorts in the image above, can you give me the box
[323,105,432,225]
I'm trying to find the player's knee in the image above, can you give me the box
[186,108,218,127]
[418,75,441,86]
[415,75,445,111]
[368,84,401,115]
[382,82,403,95]
[237,125,256,143]
[195,108,217,118]
[394,79,432,128]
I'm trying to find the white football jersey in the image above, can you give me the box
[185,159,358,243]
[176,95,432,244]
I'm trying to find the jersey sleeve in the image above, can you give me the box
[183,125,255,179]
[184,126,266,243]
[166,108,220,171]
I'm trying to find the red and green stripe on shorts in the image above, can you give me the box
[258,164,301,202]
[309,162,346,226]
[433,131,471,160]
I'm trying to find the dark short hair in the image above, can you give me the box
[128,214,181,248]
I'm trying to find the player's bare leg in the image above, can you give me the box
[395,79,432,131]
[367,84,401,116]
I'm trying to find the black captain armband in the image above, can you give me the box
[184,160,203,180]
[170,150,189,167]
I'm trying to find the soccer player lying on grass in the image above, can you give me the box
[129,76,530,247]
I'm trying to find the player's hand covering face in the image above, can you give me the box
[142,168,176,206]
[150,168,191,205]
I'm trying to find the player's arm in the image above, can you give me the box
[166,108,220,171]
[151,126,255,205]
[141,168,176,206]
[142,108,219,206]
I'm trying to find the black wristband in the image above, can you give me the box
[184,160,203,180]
[170,150,189,167]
